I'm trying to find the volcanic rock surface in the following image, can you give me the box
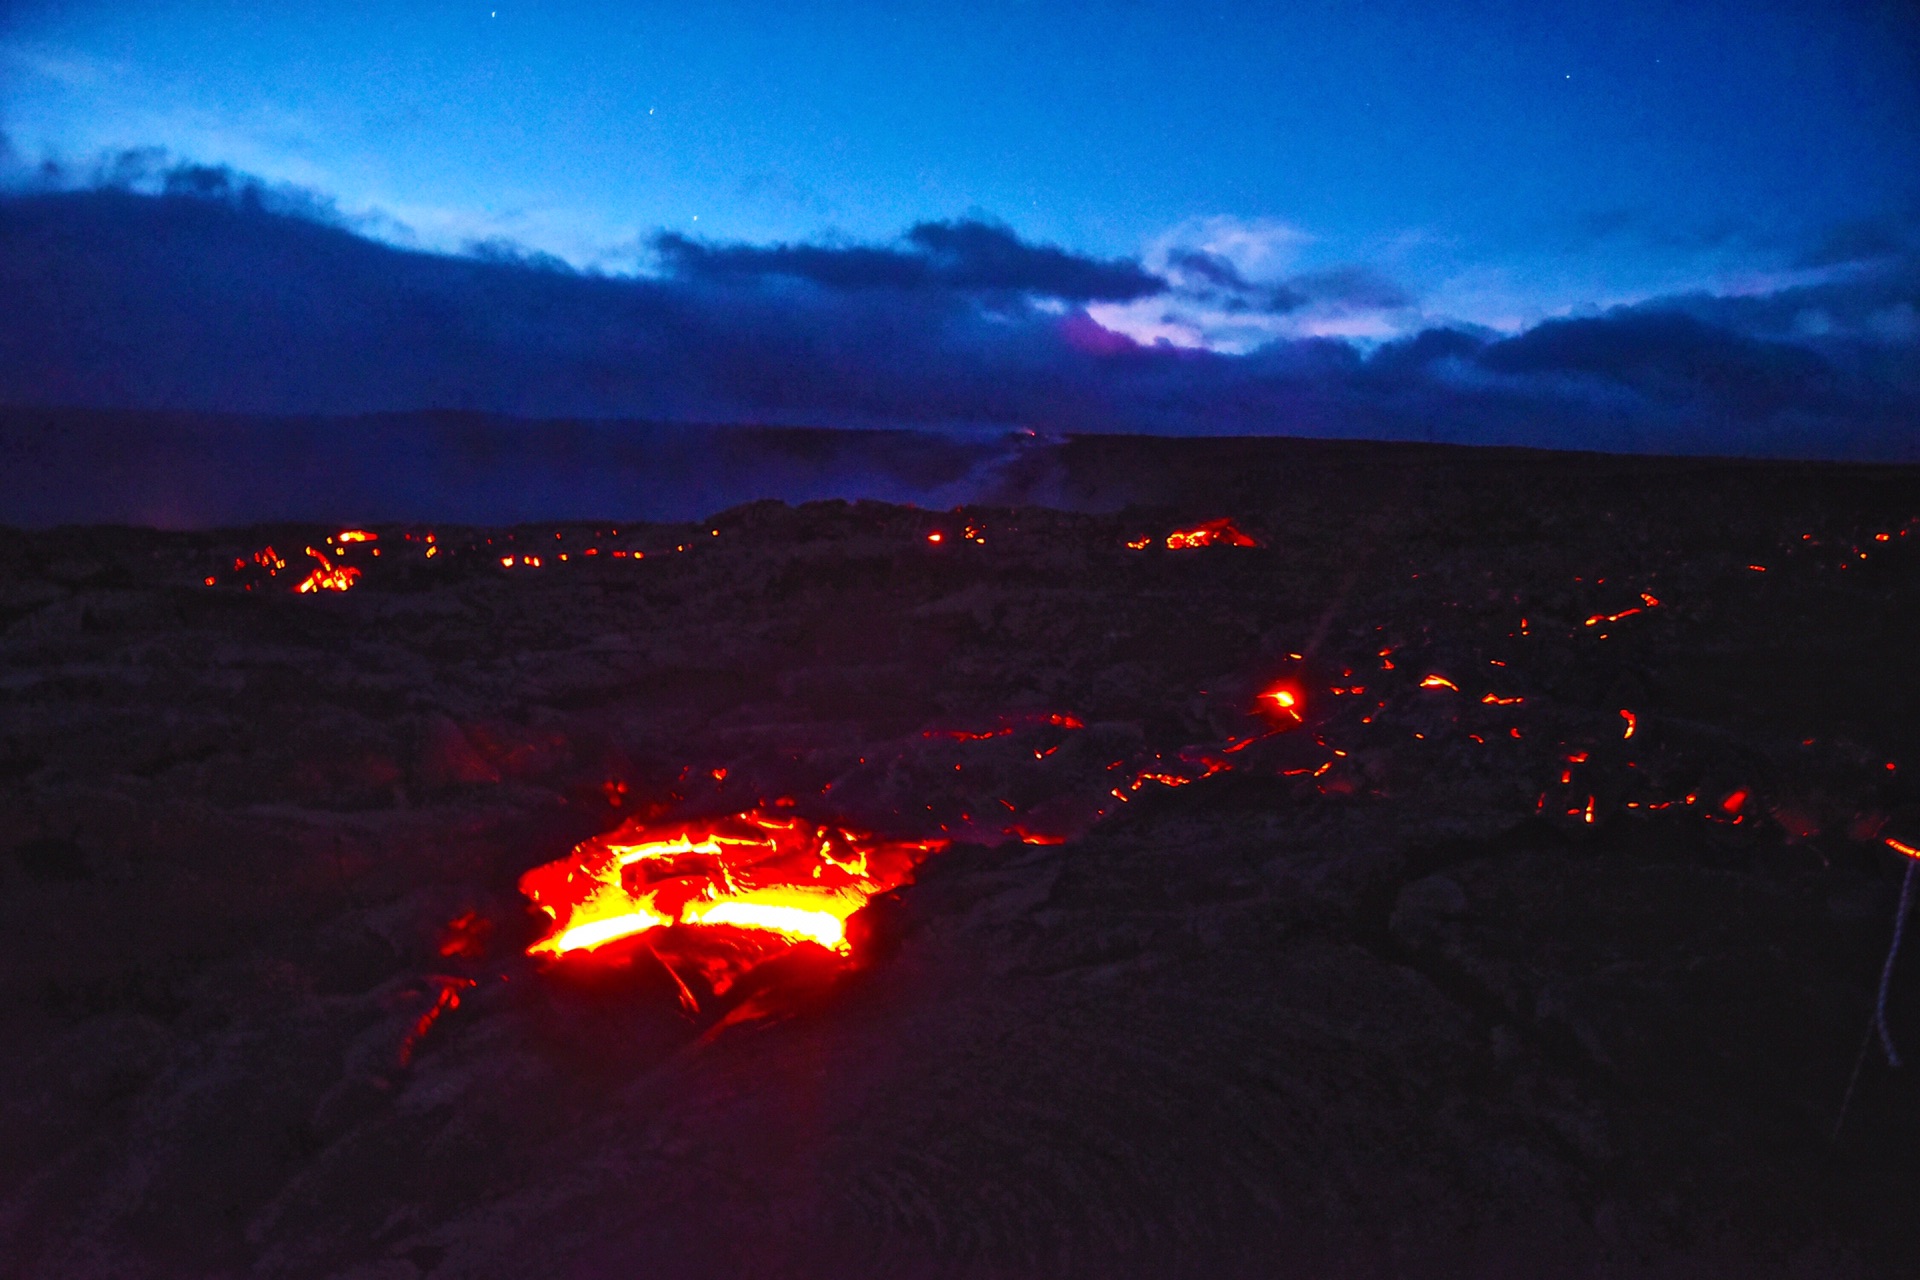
[2,436,1918,1278]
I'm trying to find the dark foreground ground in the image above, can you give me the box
[2,435,1918,1278]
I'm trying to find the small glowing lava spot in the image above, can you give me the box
[1888,838,1920,860]
[1721,789,1748,815]
[1747,564,1767,572]
[203,576,217,586]
[927,531,944,543]
[1481,693,1522,705]
[1620,709,1637,739]
[1419,675,1459,691]
[336,529,376,543]
[1258,685,1302,722]
[1125,536,1152,549]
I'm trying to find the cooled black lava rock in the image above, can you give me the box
[0,434,1916,1278]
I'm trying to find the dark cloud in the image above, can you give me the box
[1161,246,1307,314]
[1283,265,1413,312]
[1158,251,1413,317]
[463,236,578,274]
[1629,256,1920,349]
[657,218,1165,302]
[4,146,355,228]
[1478,311,1842,417]
[1795,216,1915,269]
[0,183,1914,475]
[1166,248,1250,291]
[1362,327,1490,380]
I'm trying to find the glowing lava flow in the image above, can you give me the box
[519,812,947,978]
[295,546,360,593]
[1165,518,1260,549]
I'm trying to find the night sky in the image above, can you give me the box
[2,1,1918,465]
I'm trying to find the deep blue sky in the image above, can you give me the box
[4,0,1917,342]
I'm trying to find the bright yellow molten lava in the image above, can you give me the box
[687,898,854,949]
[519,811,946,975]
[544,910,671,954]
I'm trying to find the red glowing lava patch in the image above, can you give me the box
[519,811,946,984]
[1164,518,1261,549]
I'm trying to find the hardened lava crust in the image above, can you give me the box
[1,435,1918,1278]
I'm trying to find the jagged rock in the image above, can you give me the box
[1390,872,1470,949]
[414,714,500,789]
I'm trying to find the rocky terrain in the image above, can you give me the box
[1,434,1918,1278]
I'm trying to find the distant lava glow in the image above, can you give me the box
[295,546,360,593]
[1165,518,1260,549]
[519,811,947,985]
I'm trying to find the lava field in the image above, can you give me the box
[2,435,1918,1278]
